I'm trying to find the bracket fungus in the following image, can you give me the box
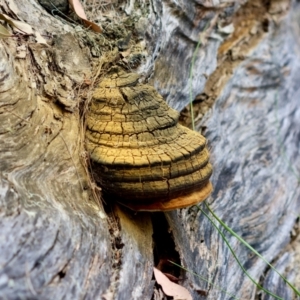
[85,70,213,211]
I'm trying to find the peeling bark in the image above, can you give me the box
[0,0,300,299]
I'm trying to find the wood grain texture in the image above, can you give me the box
[166,1,300,298]
[0,40,112,299]
[0,1,154,299]
[0,0,299,299]
[151,0,243,111]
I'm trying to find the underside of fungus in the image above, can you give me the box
[85,70,213,211]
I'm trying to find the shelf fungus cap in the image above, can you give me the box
[86,71,213,211]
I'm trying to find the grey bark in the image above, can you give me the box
[0,0,299,299]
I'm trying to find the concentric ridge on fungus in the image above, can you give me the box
[85,70,213,211]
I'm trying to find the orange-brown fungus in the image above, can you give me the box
[85,70,213,211]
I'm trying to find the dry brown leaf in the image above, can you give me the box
[68,0,102,33]
[163,272,180,283]
[69,0,87,19]
[0,14,33,35]
[35,31,48,45]
[153,267,193,300]
[0,23,11,38]
[0,13,47,45]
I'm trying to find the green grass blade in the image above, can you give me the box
[197,205,284,299]
[203,203,300,297]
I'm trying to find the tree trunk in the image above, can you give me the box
[0,0,299,299]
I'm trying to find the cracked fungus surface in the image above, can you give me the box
[85,71,213,211]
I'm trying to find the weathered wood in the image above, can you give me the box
[166,1,300,298]
[0,40,112,299]
[0,1,154,299]
[0,0,300,299]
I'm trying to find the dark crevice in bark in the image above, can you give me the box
[101,203,124,295]
[151,212,181,278]
[48,260,71,285]
[31,229,59,272]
